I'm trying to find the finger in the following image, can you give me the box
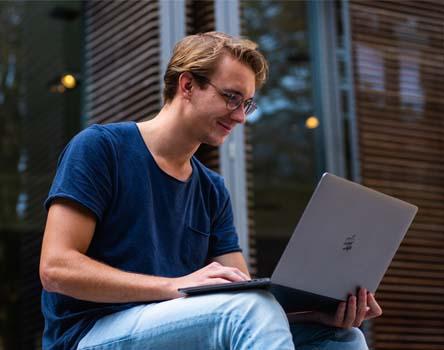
[365,293,383,319]
[217,266,249,281]
[203,277,232,285]
[208,267,246,282]
[343,295,357,328]
[228,267,249,281]
[206,263,249,281]
[353,288,368,327]
[333,301,347,327]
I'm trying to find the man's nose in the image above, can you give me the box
[230,105,247,124]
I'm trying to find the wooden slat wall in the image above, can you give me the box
[186,0,216,35]
[350,1,444,349]
[238,2,258,276]
[185,0,220,172]
[244,123,258,274]
[83,0,161,124]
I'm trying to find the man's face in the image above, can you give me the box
[188,55,256,146]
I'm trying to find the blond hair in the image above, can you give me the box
[163,31,268,103]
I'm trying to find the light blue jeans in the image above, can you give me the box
[77,290,368,350]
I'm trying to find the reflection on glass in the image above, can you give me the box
[399,50,424,116]
[243,0,325,277]
[0,1,82,348]
[356,43,385,92]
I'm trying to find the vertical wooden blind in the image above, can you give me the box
[350,1,444,349]
[244,123,258,274]
[239,3,259,275]
[83,0,161,124]
[185,0,220,172]
[186,0,216,35]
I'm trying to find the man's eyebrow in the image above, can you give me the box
[224,88,244,97]
[223,87,255,100]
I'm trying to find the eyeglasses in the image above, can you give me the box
[193,74,257,116]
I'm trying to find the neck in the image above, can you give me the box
[137,103,200,169]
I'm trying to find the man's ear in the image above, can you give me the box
[178,72,193,99]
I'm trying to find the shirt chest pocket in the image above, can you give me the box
[181,224,211,272]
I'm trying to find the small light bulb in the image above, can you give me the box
[61,74,76,89]
[305,116,319,129]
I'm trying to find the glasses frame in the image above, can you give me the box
[192,74,257,116]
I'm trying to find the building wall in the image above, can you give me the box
[350,1,444,349]
[83,0,162,124]
[2,1,443,348]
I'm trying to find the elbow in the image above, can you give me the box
[39,259,62,293]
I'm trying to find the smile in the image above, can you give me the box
[217,121,232,133]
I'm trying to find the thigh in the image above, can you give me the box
[77,297,227,350]
[78,303,224,350]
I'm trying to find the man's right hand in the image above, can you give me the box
[168,262,250,299]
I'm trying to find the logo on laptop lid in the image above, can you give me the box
[343,234,356,252]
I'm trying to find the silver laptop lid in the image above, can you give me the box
[271,173,418,301]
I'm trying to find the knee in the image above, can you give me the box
[217,290,290,332]
[223,290,286,319]
[218,291,294,349]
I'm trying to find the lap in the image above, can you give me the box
[77,291,368,350]
[77,290,288,350]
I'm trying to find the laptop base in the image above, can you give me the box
[179,280,341,314]
[271,284,341,314]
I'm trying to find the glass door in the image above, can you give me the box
[242,0,326,277]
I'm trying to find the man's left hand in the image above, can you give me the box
[312,288,382,328]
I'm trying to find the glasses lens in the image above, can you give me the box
[244,100,257,115]
[226,94,243,110]
[225,93,256,115]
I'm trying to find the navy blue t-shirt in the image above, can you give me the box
[42,122,241,350]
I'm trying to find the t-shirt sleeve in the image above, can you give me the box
[208,182,242,258]
[44,125,114,221]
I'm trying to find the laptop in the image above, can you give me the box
[179,173,418,313]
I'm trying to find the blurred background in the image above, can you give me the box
[0,0,443,349]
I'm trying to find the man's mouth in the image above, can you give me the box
[217,121,232,133]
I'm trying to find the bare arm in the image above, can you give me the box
[40,199,249,303]
[39,199,176,302]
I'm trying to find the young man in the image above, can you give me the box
[40,32,382,350]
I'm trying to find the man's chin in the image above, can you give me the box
[203,135,228,147]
